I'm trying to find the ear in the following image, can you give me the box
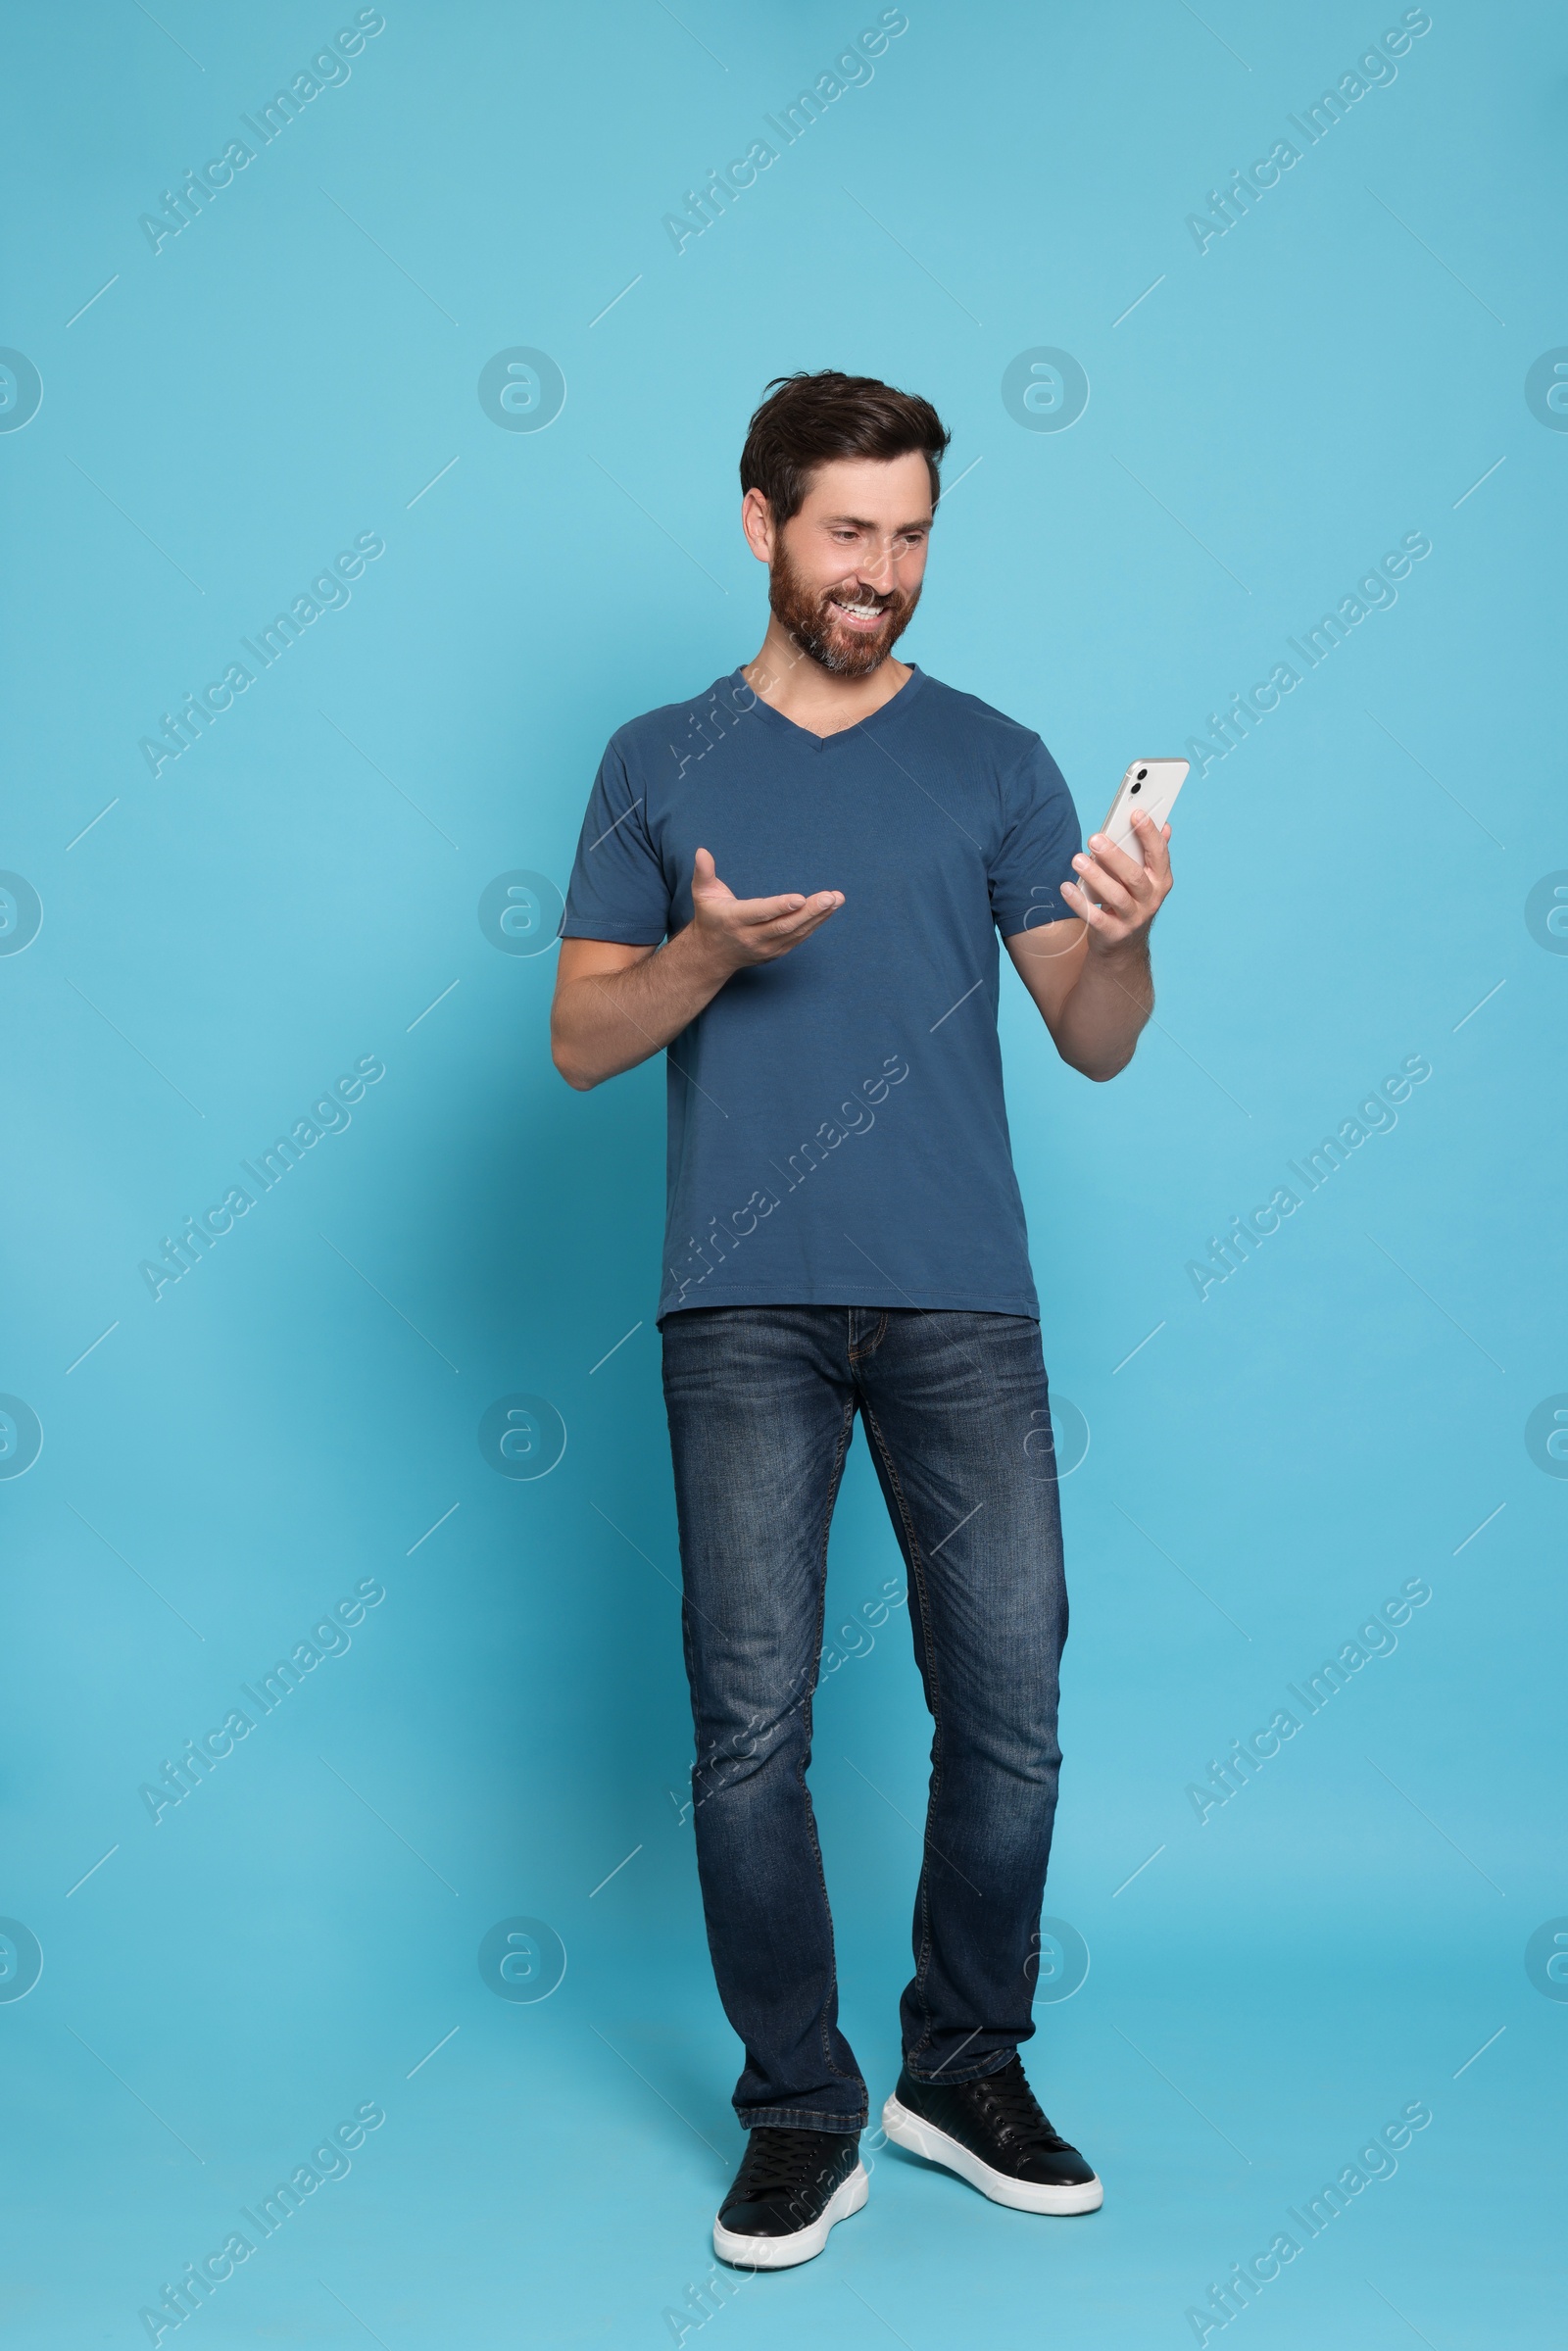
[741,487,776,564]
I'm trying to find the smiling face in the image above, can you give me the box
[747,451,934,678]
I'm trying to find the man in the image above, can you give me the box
[552,371,1173,2268]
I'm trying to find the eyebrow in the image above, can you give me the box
[820,514,933,531]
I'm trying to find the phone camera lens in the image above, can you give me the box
[1136,766,1148,781]
[1131,781,1142,793]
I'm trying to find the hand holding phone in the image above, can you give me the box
[1100,759,1188,865]
[1059,758,1181,943]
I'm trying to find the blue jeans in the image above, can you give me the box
[662,1306,1069,2132]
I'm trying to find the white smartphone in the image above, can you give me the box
[1101,758,1188,865]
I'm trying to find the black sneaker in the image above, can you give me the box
[882,2055,1102,2214]
[713,2127,867,2269]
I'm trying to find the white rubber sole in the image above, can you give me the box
[712,2160,869,2269]
[881,2094,1103,2215]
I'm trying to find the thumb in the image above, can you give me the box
[692,847,731,901]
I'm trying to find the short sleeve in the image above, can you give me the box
[988,738,1082,938]
[561,739,671,945]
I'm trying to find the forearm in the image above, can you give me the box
[1051,936,1154,1081]
[552,922,734,1089]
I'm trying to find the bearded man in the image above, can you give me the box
[552,370,1174,2269]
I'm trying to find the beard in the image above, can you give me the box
[767,546,920,678]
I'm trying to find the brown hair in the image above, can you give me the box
[739,370,952,526]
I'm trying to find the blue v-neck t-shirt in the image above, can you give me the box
[561,665,1082,1324]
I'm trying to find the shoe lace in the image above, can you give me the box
[734,2130,845,2209]
[966,2061,1067,2151]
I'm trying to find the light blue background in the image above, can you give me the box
[2,2,1563,2343]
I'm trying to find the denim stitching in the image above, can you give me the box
[860,1396,944,2065]
[742,2105,867,2131]
[847,1307,889,1362]
[803,1391,858,2085]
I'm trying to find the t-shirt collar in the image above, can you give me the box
[728,661,927,749]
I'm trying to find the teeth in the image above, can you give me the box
[833,600,883,619]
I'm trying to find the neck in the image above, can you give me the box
[742,613,911,739]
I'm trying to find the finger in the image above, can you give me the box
[742,888,844,929]
[691,847,737,905]
[754,898,845,947]
[1059,878,1112,931]
[1066,869,1159,940]
[730,889,818,924]
[755,893,845,942]
[1069,851,1137,917]
[1128,809,1173,882]
[1084,829,1154,894]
